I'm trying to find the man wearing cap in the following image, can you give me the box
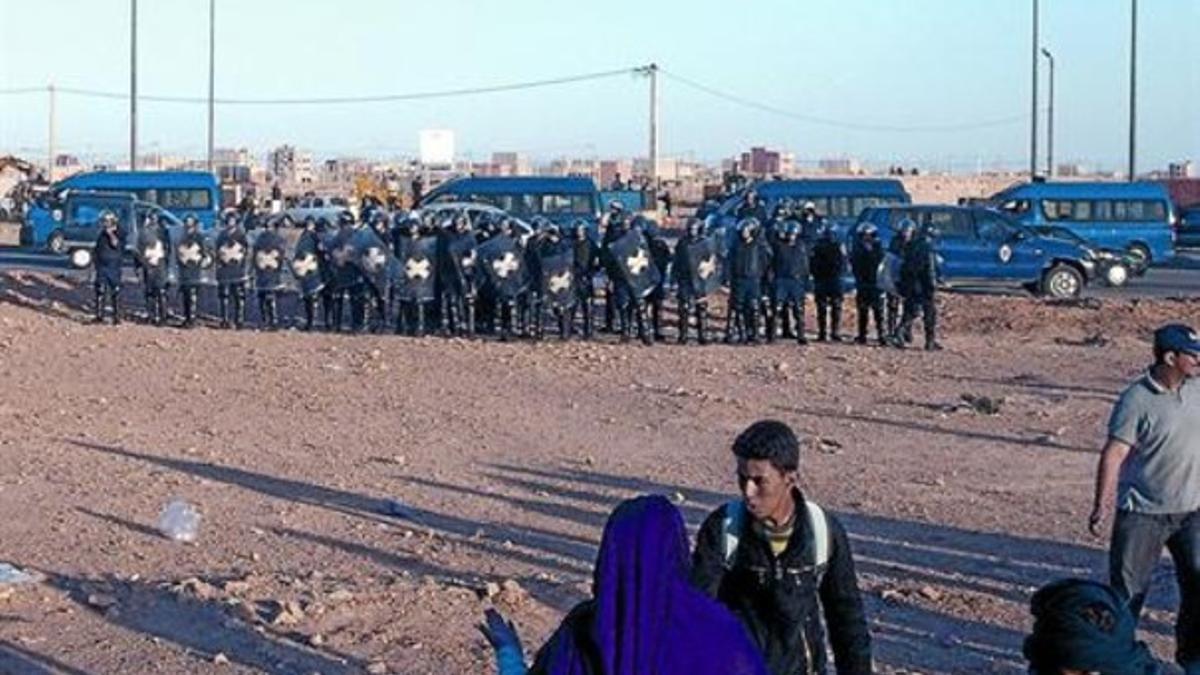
[1089,323,1200,671]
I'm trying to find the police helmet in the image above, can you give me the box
[857,222,878,238]
[315,216,331,232]
[222,210,240,227]
[453,212,472,233]
[99,210,118,225]
[781,220,801,238]
[302,215,316,229]
[738,217,760,238]
[897,218,917,237]
[685,217,704,238]
[337,210,356,228]
[607,199,625,212]
[183,214,199,229]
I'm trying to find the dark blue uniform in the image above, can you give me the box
[896,233,941,350]
[93,225,125,324]
[811,234,846,341]
[769,234,810,343]
[850,234,886,344]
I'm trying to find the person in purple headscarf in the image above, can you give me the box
[480,494,769,675]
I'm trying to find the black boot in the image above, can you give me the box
[303,297,316,331]
[855,298,869,344]
[745,305,759,344]
[780,308,794,339]
[232,289,245,330]
[156,294,168,326]
[830,298,843,342]
[651,299,665,342]
[415,303,426,337]
[218,291,230,329]
[923,300,942,351]
[765,304,777,344]
[815,297,828,342]
[181,288,195,327]
[723,301,737,344]
[696,303,710,345]
[464,300,476,337]
[677,300,690,344]
[93,289,106,323]
[110,290,122,325]
[557,309,570,340]
[793,303,808,345]
[635,303,652,346]
[581,299,594,339]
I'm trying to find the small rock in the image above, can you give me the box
[918,585,943,602]
[213,652,230,665]
[86,593,118,610]
[308,633,325,647]
[584,456,596,466]
[670,491,687,505]
[366,662,388,674]
[482,582,501,600]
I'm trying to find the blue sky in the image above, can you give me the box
[1,0,1196,172]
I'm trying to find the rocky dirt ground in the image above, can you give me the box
[0,271,1197,674]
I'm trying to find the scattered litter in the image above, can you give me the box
[0,563,40,586]
[960,394,1005,416]
[381,499,419,520]
[157,498,201,543]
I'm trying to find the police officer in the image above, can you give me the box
[798,201,825,242]
[602,216,653,346]
[641,217,673,343]
[885,219,915,343]
[314,216,337,330]
[569,219,599,339]
[895,222,942,351]
[599,200,629,333]
[672,217,716,345]
[252,214,289,330]
[175,214,210,328]
[328,210,362,332]
[735,188,769,224]
[92,210,125,324]
[292,215,328,332]
[214,209,250,329]
[393,215,435,336]
[768,219,811,345]
[135,212,171,326]
[493,216,526,342]
[533,222,575,340]
[437,212,478,337]
[810,224,847,342]
[726,218,771,344]
[850,223,886,345]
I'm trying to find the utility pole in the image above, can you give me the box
[1030,0,1039,179]
[1041,48,1055,178]
[207,0,215,173]
[47,83,56,182]
[646,63,659,187]
[1128,0,1138,181]
[130,0,138,171]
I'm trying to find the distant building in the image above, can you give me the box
[599,160,634,189]
[491,152,531,176]
[1169,160,1196,179]
[1056,163,1092,178]
[269,144,315,184]
[737,147,795,177]
[817,157,861,175]
[211,147,258,185]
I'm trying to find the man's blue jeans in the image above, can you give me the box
[1111,509,1200,667]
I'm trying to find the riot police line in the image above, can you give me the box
[86,199,942,350]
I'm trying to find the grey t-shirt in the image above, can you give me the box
[1109,373,1200,514]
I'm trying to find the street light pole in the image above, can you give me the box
[1030,0,1039,178]
[1041,48,1054,178]
[130,0,138,171]
[207,0,216,174]
[1128,0,1138,181]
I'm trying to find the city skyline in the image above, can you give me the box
[1,0,1197,172]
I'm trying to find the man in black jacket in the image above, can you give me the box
[693,420,873,675]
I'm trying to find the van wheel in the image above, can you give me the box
[1128,244,1151,276]
[1042,264,1083,299]
[47,230,66,254]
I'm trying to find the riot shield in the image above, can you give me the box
[680,234,723,297]
[134,224,171,289]
[539,249,576,309]
[175,232,213,286]
[214,228,251,284]
[252,230,288,291]
[878,251,902,296]
[438,232,478,295]
[291,231,327,297]
[477,235,528,300]
[606,229,661,299]
[392,235,438,302]
[350,226,400,298]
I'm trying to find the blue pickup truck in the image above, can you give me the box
[857,204,1098,299]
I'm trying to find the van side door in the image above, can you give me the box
[973,210,1041,281]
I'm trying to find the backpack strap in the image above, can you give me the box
[720,500,745,569]
[804,500,831,570]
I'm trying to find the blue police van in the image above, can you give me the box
[858,204,1098,299]
[418,176,600,230]
[24,171,220,253]
[987,181,1175,272]
[714,179,911,232]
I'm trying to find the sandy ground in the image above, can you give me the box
[0,271,1197,674]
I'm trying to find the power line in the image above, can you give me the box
[659,69,1031,133]
[0,67,641,105]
